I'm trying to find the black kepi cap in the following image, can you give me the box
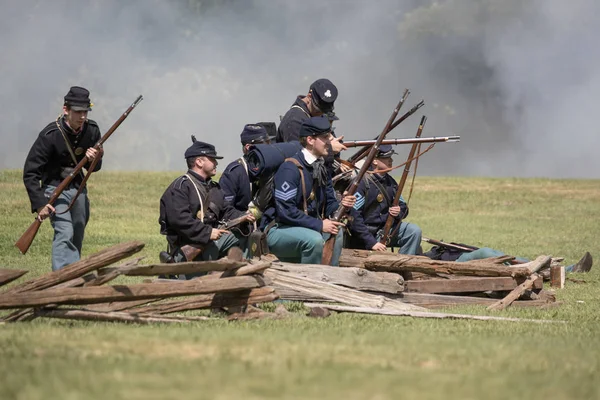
[184,141,223,159]
[64,86,92,111]
[309,78,337,113]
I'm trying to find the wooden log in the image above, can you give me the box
[33,309,212,324]
[0,275,265,310]
[84,263,272,313]
[339,249,537,278]
[304,303,566,324]
[388,292,559,309]
[128,287,279,314]
[265,269,425,311]
[118,258,247,277]
[487,273,541,311]
[4,241,145,294]
[0,269,28,287]
[270,262,404,294]
[550,266,565,288]
[83,258,144,287]
[404,275,543,294]
[270,285,330,302]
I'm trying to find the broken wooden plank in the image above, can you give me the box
[127,287,279,315]
[0,275,266,310]
[265,269,425,311]
[33,309,212,324]
[339,249,536,278]
[304,303,566,324]
[270,262,404,294]
[404,275,543,294]
[0,269,28,287]
[487,273,541,311]
[389,292,558,309]
[550,266,565,288]
[117,258,247,277]
[4,241,145,294]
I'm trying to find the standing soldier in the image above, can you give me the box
[261,116,356,265]
[23,86,103,270]
[347,145,422,254]
[159,140,255,273]
[220,124,272,214]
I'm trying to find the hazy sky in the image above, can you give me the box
[1,0,597,178]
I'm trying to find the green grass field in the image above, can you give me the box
[1,169,599,400]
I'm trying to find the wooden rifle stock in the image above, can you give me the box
[347,99,424,164]
[343,135,460,148]
[379,115,426,246]
[321,94,408,265]
[15,95,144,255]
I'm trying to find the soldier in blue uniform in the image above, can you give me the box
[23,86,103,270]
[261,116,356,265]
[220,124,271,213]
[347,145,422,254]
[159,140,255,270]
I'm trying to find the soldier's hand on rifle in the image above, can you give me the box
[371,242,387,252]
[389,205,401,217]
[340,193,356,208]
[330,135,347,153]
[210,228,230,240]
[36,204,56,221]
[322,219,345,235]
[244,211,256,223]
[85,147,102,162]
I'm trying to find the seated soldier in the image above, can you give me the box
[220,124,271,214]
[158,139,255,275]
[261,116,356,265]
[347,145,422,254]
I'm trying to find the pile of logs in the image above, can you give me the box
[0,241,278,325]
[1,242,568,325]
[263,249,564,322]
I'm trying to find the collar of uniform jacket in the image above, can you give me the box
[293,95,310,114]
[301,148,320,165]
[60,115,86,136]
[186,169,210,184]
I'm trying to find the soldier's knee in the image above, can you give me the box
[302,231,324,251]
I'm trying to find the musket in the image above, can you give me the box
[343,135,459,148]
[321,95,407,265]
[421,237,524,265]
[347,98,425,165]
[15,95,144,255]
[422,237,478,252]
[160,213,250,263]
[379,115,426,246]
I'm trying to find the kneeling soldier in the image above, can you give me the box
[158,140,255,275]
[347,145,422,254]
[261,116,356,265]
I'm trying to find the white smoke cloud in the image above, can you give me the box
[0,0,597,178]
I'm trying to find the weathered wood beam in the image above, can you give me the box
[0,269,28,287]
[4,241,145,294]
[126,287,279,315]
[304,303,566,324]
[0,275,266,309]
[340,250,552,279]
[269,262,404,294]
[117,258,247,277]
[339,249,538,278]
[265,269,424,311]
[404,275,543,294]
[34,309,213,324]
[487,273,541,311]
[389,292,559,309]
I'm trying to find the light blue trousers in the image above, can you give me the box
[383,222,422,255]
[46,185,90,271]
[266,224,345,265]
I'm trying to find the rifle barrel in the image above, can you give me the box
[344,135,460,148]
